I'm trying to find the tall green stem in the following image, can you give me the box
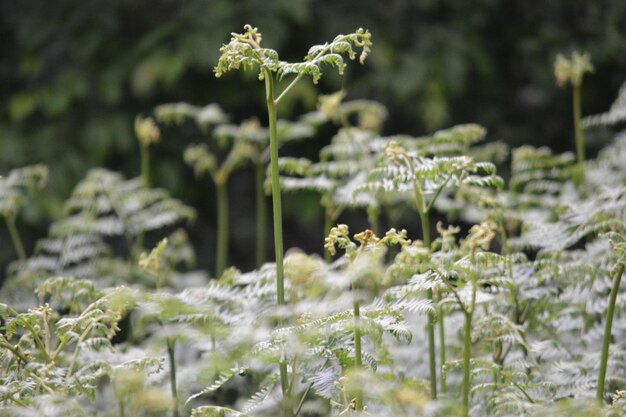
[265,73,285,307]
[437,299,447,394]
[265,70,291,417]
[572,83,586,185]
[215,181,228,278]
[418,208,437,399]
[597,263,624,402]
[353,297,363,411]
[255,161,267,268]
[167,338,180,417]
[462,278,477,417]
[5,215,26,262]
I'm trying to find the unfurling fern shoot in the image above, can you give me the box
[215,25,372,416]
[325,224,410,412]
[597,233,626,403]
[359,141,502,398]
[135,115,161,187]
[554,51,593,185]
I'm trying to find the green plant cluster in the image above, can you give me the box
[1,25,626,417]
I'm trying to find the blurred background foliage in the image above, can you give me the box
[1,0,626,274]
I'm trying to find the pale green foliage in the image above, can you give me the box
[215,25,372,84]
[583,81,626,127]
[3,37,626,417]
[0,164,48,218]
[554,52,594,87]
[155,102,228,131]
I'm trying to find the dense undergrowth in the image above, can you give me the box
[1,27,626,417]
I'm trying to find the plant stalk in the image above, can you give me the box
[572,83,586,185]
[462,279,477,417]
[438,300,447,394]
[167,338,180,417]
[353,297,363,411]
[265,70,291,417]
[5,215,26,261]
[255,161,267,267]
[215,181,229,278]
[418,208,437,399]
[597,263,624,402]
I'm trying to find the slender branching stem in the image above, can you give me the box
[597,262,624,402]
[437,297,447,394]
[21,320,50,363]
[275,74,304,105]
[215,180,229,278]
[5,215,26,262]
[462,277,477,417]
[167,337,180,417]
[416,191,437,399]
[572,83,586,185]
[0,335,29,363]
[255,161,267,267]
[353,296,363,411]
[264,68,291,417]
[65,322,95,383]
[265,71,285,307]
[140,144,150,187]
[294,383,313,417]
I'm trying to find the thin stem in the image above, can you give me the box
[167,338,180,417]
[215,180,229,278]
[294,383,313,417]
[255,161,267,268]
[265,71,285,307]
[425,172,454,214]
[5,215,26,261]
[275,73,304,105]
[353,297,363,411]
[572,83,586,185]
[462,279,477,417]
[0,335,29,363]
[597,262,624,402]
[140,144,150,187]
[419,209,437,399]
[22,320,50,363]
[265,69,291,417]
[437,300,447,394]
[65,322,94,383]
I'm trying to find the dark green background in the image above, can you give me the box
[1,0,625,274]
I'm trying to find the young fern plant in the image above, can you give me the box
[325,224,411,412]
[184,134,252,278]
[215,23,372,302]
[215,25,371,415]
[554,52,594,185]
[357,141,502,398]
[134,115,161,187]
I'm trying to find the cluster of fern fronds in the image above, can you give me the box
[1,35,626,417]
